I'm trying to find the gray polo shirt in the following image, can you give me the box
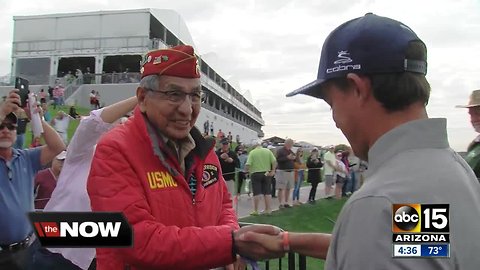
[325,118,480,270]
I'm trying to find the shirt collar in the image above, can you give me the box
[159,132,196,161]
[367,118,449,175]
[0,148,21,165]
[142,114,196,161]
[11,147,20,157]
[8,148,20,160]
[158,133,194,148]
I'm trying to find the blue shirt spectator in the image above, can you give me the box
[0,90,65,270]
[0,147,42,243]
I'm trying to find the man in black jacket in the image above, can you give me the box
[307,147,323,203]
[216,137,239,198]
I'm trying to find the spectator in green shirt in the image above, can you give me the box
[245,140,277,215]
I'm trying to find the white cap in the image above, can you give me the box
[56,150,67,160]
[254,139,263,146]
[312,147,319,151]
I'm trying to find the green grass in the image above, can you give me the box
[239,198,347,270]
[23,105,91,147]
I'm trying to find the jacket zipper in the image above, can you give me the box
[186,158,199,226]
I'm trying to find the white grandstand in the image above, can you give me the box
[1,9,264,144]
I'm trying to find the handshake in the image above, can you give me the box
[231,224,330,266]
[232,224,287,261]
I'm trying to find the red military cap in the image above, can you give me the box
[140,45,200,79]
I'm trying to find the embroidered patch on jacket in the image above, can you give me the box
[147,171,178,190]
[202,164,219,188]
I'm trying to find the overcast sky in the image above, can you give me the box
[1,0,479,151]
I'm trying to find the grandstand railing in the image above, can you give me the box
[0,73,142,87]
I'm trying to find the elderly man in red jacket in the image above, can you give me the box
[87,45,282,270]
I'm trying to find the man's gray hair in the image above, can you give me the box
[139,75,160,91]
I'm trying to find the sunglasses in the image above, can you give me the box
[0,123,17,131]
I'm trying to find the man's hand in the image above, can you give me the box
[233,224,285,261]
[239,230,284,257]
[225,256,247,270]
[23,103,42,120]
[0,90,20,120]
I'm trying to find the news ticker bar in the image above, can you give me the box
[393,244,450,258]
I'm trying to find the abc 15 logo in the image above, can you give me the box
[392,204,449,233]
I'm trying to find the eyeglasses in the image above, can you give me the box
[147,88,203,104]
[0,123,17,131]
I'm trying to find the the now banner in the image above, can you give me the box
[28,212,133,247]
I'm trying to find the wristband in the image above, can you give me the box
[231,230,238,259]
[282,231,290,252]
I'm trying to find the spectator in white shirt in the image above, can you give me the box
[35,96,137,270]
[50,111,73,144]
[323,145,337,198]
[89,90,97,110]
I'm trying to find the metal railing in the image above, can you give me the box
[0,73,141,87]
[239,222,307,270]
[201,102,263,135]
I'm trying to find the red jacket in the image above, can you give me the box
[87,107,238,270]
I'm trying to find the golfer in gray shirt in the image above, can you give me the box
[235,13,480,270]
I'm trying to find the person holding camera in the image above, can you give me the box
[0,89,65,270]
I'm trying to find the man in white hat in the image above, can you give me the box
[456,89,480,180]
[34,150,67,210]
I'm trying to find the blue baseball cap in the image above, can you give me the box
[286,13,427,98]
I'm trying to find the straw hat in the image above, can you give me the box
[456,90,480,108]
